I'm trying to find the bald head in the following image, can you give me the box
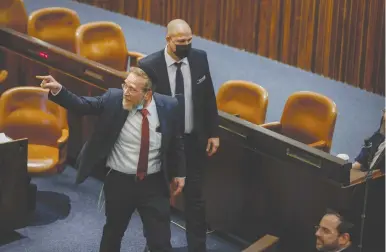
[166,19,193,60]
[167,19,192,37]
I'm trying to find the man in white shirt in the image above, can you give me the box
[36,66,186,252]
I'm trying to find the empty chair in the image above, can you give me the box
[0,69,8,95]
[0,0,28,92]
[75,21,145,70]
[75,21,128,71]
[0,70,8,84]
[0,87,69,174]
[27,7,81,52]
[217,80,269,125]
[0,0,28,33]
[261,91,337,152]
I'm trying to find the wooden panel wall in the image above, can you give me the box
[74,0,385,95]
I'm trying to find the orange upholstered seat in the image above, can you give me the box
[0,87,69,174]
[0,0,28,33]
[27,7,81,52]
[261,91,337,152]
[75,21,128,71]
[0,70,8,84]
[0,0,28,91]
[75,21,145,70]
[217,80,269,125]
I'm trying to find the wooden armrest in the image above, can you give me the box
[57,129,69,161]
[243,234,279,252]
[0,70,8,84]
[127,51,145,59]
[309,140,327,149]
[350,169,384,185]
[127,51,146,67]
[57,129,69,146]
[55,129,69,172]
[261,122,282,132]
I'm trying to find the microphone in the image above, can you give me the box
[363,138,372,152]
[362,138,373,171]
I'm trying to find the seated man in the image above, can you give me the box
[352,109,385,173]
[315,209,357,252]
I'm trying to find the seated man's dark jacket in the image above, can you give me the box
[49,87,186,192]
[355,129,385,173]
[342,244,359,252]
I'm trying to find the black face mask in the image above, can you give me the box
[174,43,192,59]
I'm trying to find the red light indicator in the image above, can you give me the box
[39,52,49,59]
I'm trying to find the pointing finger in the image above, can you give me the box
[36,75,54,81]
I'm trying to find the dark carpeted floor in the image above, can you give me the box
[0,167,242,252]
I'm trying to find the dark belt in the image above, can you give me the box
[184,132,197,137]
[107,168,162,182]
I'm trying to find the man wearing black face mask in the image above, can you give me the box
[139,19,219,252]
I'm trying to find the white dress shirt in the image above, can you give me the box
[164,47,194,133]
[370,140,385,169]
[106,98,162,175]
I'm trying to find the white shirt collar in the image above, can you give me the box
[164,46,188,67]
[142,96,156,116]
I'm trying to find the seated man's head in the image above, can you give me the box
[315,209,354,252]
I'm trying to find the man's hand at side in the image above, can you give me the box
[171,177,185,196]
[206,137,220,156]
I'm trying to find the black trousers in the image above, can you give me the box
[99,169,171,252]
[183,134,207,252]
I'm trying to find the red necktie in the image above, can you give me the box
[137,109,149,180]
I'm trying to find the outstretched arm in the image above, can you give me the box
[37,75,109,116]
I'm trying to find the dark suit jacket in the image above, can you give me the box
[341,244,359,252]
[138,48,219,143]
[49,87,186,190]
[355,130,385,173]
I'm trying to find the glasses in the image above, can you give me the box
[122,83,140,94]
[122,83,149,95]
